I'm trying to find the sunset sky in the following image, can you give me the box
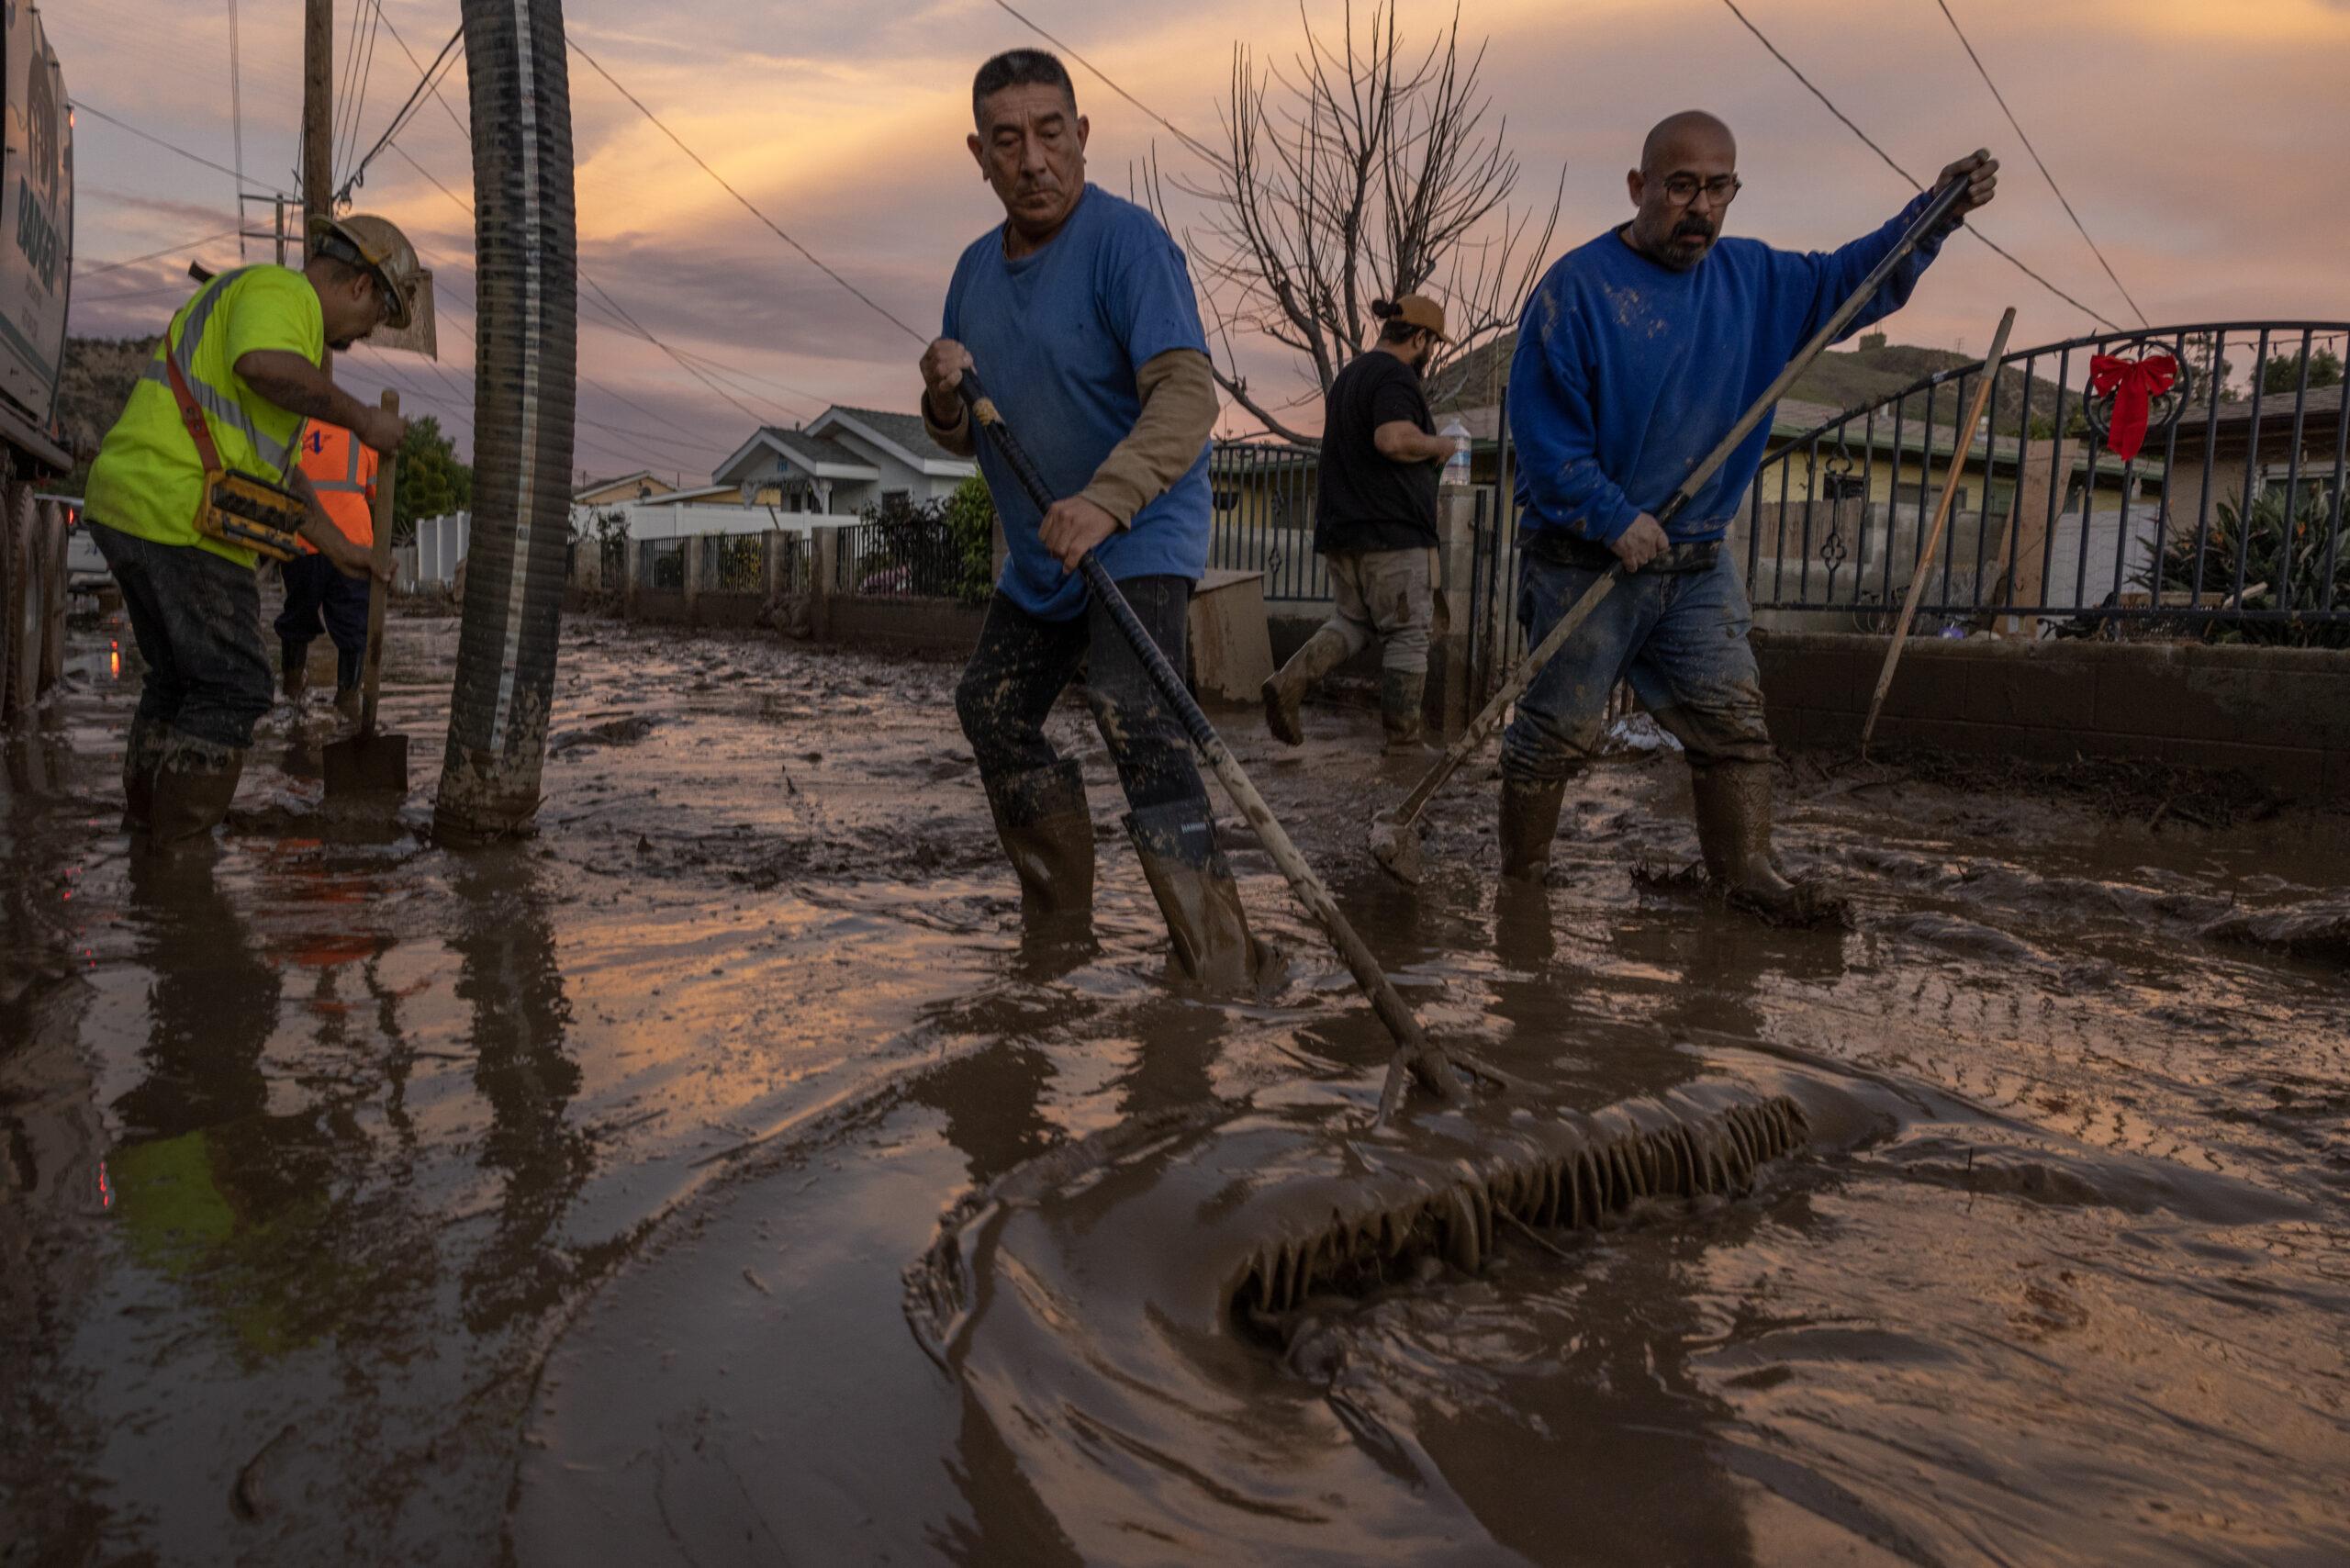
[55,0,2350,479]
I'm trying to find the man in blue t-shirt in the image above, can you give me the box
[1499,111,1996,917]
[920,49,1270,991]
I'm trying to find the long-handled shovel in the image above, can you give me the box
[1369,174,1973,883]
[1859,306,2016,757]
[957,374,1483,1124]
[322,391,408,800]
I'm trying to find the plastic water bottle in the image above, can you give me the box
[1439,418,1472,486]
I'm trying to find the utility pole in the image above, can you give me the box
[302,0,333,246]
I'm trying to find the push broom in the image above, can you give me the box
[957,374,1483,1125]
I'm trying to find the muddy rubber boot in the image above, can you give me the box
[983,760,1096,923]
[1689,759,1846,926]
[1124,799,1278,994]
[1380,668,1430,754]
[333,645,364,722]
[120,719,166,834]
[1497,776,1568,885]
[1260,623,1356,747]
[147,735,246,848]
[280,642,308,702]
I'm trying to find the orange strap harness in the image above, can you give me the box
[162,344,307,563]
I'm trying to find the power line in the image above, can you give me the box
[369,25,819,435]
[338,24,464,206]
[334,0,387,190]
[986,0,1232,174]
[374,8,471,145]
[70,100,274,191]
[1930,0,2149,329]
[385,140,778,434]
[1709,0,2121,332]
[364,31,822,456]
[226,0,246,258]
[566,36,930,344]
[75,225,246,281]
[74,279,208,307]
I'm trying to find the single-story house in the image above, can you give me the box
[574,469,679,507]
[2163,383,2344,523]
[712,406,977,515]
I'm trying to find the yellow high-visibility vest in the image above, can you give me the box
[85,265,325,568]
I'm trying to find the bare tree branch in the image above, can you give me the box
[1149,1,1561,441]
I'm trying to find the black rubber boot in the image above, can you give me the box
[121,717,166,834]
[1689,759,1847,925]
[1497,776,1568,885]
[148,733,245,847]
[1380,667,1430,753]
[1124,798,1277,994]
[333,687,363,723]
[280,641,308,701]
[983,760,1096,922]
[1260,623,1357,747]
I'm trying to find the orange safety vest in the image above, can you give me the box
[295,421,379,551]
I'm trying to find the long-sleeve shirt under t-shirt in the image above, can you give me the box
[1506,187,1952,547]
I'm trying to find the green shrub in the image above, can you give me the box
[2135,482,2349,647]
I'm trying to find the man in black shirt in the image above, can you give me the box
[1262,294,1461,752]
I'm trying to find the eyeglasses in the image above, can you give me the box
[1660,174,1741,207]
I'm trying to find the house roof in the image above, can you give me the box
[2174,382,2344,432]
[714,425,882,484]
[810,405,975,476]
[574,468,677,501]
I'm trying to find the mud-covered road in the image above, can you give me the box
[5,609,2347,1565]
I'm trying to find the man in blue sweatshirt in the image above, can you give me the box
[1501,111,1996,913]
[921,49,1271,991]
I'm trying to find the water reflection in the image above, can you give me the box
[450,849,591,1335]
[106,851,331,1361]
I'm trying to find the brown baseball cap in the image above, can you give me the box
[1377,294,1448,342]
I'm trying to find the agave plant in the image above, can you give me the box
[2135,481,2350,647]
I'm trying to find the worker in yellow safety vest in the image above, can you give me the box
[84,214,419,846]
[277,409,383,721]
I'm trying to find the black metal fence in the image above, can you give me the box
[1207,441,1328,601]
[1745,321,2348,640]
[834,517,972,599]
[635,536,687,591]
[699,531,767,594]
[616,530,811,597]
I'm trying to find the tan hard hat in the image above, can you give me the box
[308,212,422,330]
[1377,293,1449,342]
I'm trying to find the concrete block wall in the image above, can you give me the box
[1754,631,2350,803]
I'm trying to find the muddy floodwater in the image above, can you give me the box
[5,607,2348,1566]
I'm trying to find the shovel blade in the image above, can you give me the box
[1366,811,1425,885]
[321,730,410,799]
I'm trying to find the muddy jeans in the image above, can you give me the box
[1499,543,1773,784]
[92,522,272,755]
[957,577,1205,813]
[1318,547,1434,675]
[274,553,371,689]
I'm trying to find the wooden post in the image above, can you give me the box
[1429,488,1479,733]
[302,0,333,237]
[1861,308,2016,755]
[811,528,839,642]
[682,534,703,624]
[1994,437,2078,640]
[622,538,640,621]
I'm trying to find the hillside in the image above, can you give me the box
[1428,330,2065,429]
[58,334,157,483]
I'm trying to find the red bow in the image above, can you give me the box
[2087,352,2178,462]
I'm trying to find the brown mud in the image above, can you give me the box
[4,609,2348,1565]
